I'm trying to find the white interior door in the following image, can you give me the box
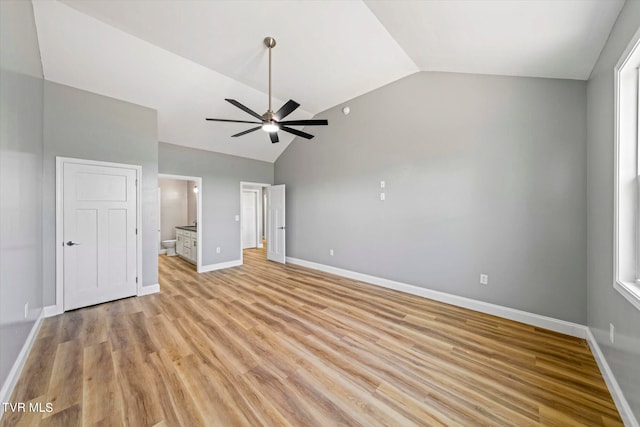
[63,162,138,310]
[267,184,285,264]
[242,190,257,249]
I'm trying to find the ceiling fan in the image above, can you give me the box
[206,37,328,144]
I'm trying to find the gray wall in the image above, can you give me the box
[43,81,158,305]
[159,178,188,242]
[587,0,640,419]
[275,71,587,324]
[0,0,44,393]
[159,142,273,266]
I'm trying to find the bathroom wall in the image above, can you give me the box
[187,181,197,226]
[159,178,188,242]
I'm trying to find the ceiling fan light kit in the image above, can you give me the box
[206,37,328,143]
[262,121,279,133]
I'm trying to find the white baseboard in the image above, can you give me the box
[286,257,587,338]
[0,309,45,419]
[42,304,62,318]
[45,283,161,315]
[585,328,639,427]
[44,281,161,315]
[199,259,242,273]
[138,283,160,296]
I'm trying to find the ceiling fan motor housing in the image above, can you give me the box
[262,110,275,122]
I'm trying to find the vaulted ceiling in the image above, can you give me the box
[32,0,624,162]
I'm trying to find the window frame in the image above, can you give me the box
[613,27,640,311]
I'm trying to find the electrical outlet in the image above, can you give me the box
[24,302,28,319]
[329,249,334,256]
[380,192,385,201]
[380,180,385,189]
[216,247,221,254]
[480,274,489,285]
[234,215,239,222]
[609,323,615,344]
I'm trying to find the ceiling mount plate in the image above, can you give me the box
[264,37,276,49]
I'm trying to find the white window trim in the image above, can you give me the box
[613,27,640,311]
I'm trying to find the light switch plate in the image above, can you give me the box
[609,323,615,344]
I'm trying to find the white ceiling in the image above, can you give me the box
[365,0,624,80]
[32,0,624,163]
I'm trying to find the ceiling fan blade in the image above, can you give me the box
[206,118,261,124]
[278,119,328,126]
[274,100,300,121]
[281,126,314,140]
[225,99,264,120]
[269,132,279,144]
[231,126,261,137]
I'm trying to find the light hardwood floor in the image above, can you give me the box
[2,248,622,426]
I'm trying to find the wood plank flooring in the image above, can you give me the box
[2,248,622,426]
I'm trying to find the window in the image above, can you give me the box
[614,28,640,311]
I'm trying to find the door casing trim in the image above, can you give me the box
[242,189,261,249]
[240,182,271,265]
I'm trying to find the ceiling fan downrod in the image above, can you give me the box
[264,36,276,120]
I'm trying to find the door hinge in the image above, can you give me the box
[136,277,138,284]
[135,228,138,235]
[135,179,138,186]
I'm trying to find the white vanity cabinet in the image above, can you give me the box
[176,231,184,256]
[189,232,197,264]
[175,227,197,265]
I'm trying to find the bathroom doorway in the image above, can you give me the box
[158,174,202,271]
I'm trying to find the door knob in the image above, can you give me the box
[278,226,286,230]
[66,241,81,246]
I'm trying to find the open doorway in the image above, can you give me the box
[158,174,202,272]
[240,182,271,262]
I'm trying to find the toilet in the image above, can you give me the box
[161,239,176,256]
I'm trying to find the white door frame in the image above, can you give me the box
[158,173,203,272]
[158,188,163,254]
[55,157,142,315]
[240,181,271,264]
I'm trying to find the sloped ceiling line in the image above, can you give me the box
[33,0,624,162]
